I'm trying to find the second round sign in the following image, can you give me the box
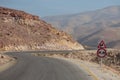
[97,48,107,58]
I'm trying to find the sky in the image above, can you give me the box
[0,0,120,17]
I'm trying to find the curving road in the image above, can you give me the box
[0,52,94,80]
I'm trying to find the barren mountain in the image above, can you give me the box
[43,6,120,49]
[0,7,84,51]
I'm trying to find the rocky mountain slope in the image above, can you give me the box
[0,7,84,51]
[43,6,120,49]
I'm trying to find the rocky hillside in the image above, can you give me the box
[43,6,120,49]
[0,7,84,51]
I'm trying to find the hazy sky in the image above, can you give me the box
[0,0,120,17]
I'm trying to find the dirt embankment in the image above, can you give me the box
[35,49,120,74]
[0,53,16,72]
[0,53,14,66]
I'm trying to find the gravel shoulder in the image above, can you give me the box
[71,59,120,80]
[50,56,120,80]
[0,54,16,72]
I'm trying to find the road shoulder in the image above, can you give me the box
[50,56,120,80]
[0,54,16,72]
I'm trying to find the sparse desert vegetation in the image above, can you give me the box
[35,49,120,74]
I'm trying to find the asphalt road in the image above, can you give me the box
[0,52,94,80]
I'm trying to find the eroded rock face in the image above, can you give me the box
[0,7,84,51]
[0,7,39,20]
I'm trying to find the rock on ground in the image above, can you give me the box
[0,54,14,65]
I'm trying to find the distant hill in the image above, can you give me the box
[0,7,84,51]
[43,6,120,49]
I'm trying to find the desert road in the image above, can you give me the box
[0,52,94,80]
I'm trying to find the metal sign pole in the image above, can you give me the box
[100,58,103,71]
[97,40,107,71]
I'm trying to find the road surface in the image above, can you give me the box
[0,52,93,80]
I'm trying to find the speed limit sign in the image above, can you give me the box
[97,48,107,58]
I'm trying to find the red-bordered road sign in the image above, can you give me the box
[98,40,106,49]
[97,48,107,58]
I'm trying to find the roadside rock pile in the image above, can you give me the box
[0,54,14,65]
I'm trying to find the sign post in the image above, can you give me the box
[97,40,107,70]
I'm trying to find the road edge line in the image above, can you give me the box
[79,62,99,80]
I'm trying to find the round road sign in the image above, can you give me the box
[97,48,107,58]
